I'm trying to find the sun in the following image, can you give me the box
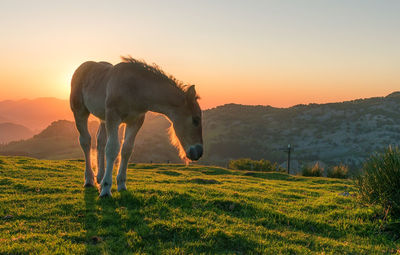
[54,64,77,99]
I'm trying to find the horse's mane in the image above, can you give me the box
[121,55,189,94]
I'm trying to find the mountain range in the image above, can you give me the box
[0,97,73,132]
[1,93,400,172]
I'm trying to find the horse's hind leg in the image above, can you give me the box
[96,122,106,184]
[73,111,95,187]
[117,115,145,191]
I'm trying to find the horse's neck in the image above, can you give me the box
[147,86,185,120]
[148,103,179,121]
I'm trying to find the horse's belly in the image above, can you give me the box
[86,101,106,120]
[83,91,106,120]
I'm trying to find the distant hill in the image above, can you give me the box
[0,114,180,162]
[0,114,9,122]
[0,120,95,159]
[201,91,400,170]
[1,92,400,170]
[0,122,34,144]
[0,98,72,132]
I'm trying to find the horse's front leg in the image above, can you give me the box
[99,117,121,197]
[117,116,145,191]
[96,122,107,184]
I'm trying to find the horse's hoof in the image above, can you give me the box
[99,192,112,198]
[99,188,112,198]
[83,182,95,188]
[118,187,127,192]
[117,183,127,192]
[99,193,111,198]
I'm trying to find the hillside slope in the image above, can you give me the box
[0,115,180,162]
[2,93,400,170]
[0,120,98,159]
[0,156,397,254]
[202,92,400,168]
[0,122,34,143]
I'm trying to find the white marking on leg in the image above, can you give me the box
[99,119,121,197]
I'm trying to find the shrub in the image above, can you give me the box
[357,146,400,217]
[302,162,323,177]
[327,164,349,179]
[228,158,279,172]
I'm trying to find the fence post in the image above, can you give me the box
[287,144,291,174]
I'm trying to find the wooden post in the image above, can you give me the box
[287,144,291,174]
[279,144,294,174]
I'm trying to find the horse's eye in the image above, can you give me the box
[192,116,200,127]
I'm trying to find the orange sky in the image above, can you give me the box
[1,1,399,109]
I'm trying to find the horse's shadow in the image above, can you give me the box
[83,187,146,254]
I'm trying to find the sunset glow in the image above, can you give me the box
[1,0,399,109]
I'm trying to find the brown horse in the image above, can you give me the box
[70,56,203,197]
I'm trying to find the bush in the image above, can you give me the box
[228,158,281,172]
[302,162,323,177]
[357,146,400,217]
[327,164,349,179]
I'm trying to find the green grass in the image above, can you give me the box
[0,156,398,254]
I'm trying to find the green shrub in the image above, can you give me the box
[327,164,349,179]
[228,158,280,171]
[302,162,323,177]
[357,146,400,217]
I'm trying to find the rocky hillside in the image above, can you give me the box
[201,92,400,170]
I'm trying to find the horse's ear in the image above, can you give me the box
[186,85,197,101]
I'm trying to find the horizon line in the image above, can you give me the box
[0,91,399,110]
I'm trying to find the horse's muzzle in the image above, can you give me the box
[187,144,203,161]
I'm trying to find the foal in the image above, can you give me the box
[70,57,203,197]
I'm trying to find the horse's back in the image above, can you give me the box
[70,61,113,120]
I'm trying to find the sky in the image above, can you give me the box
[0,0,399,109]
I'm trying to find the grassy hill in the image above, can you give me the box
[0,156,397,254]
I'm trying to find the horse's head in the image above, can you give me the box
[168,85,203,162]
